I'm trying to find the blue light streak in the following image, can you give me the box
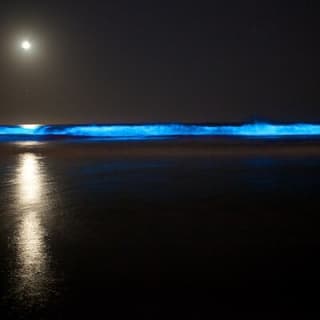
[1,123,320,139]
[0,126,40,135]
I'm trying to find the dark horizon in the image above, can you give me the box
[0,0,318,124]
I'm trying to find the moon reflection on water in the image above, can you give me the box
[10,153,55,307]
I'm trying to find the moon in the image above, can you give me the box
[21,40,32,51]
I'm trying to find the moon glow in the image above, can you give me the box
[20,124,41,130]
[21,40,32,51]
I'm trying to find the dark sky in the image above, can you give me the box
[0,0,318,124]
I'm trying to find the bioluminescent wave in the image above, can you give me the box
[1,123,320,139]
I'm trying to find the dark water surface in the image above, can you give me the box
[1,140,320,317]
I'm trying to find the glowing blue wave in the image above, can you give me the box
[1,123,320,139]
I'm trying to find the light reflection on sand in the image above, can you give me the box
[12,153,53,306]
[13,141,45,147]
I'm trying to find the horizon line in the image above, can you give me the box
[1,122,320,138]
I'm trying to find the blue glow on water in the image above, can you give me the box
[1,123,320,139]
[0,126,40,135]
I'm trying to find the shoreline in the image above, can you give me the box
[1,138,320,158]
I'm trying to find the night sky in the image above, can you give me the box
[0,0,318,124]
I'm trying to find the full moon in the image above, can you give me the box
[21,40,32,51]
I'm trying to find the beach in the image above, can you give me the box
[0,138,320,317]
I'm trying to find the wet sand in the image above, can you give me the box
[0,138,320,317]
[1,137,320,158]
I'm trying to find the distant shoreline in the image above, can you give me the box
[2,123,320,138]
